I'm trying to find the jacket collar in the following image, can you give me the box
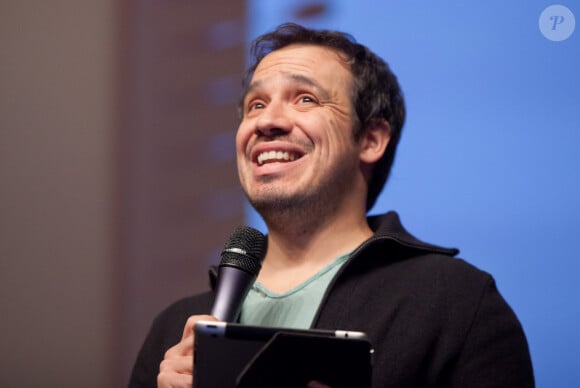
[209,211,458,289]
[366,211,459,256]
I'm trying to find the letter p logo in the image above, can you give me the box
[539,5,576,41]
[550,15,565,30]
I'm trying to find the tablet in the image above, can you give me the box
[193,321,373,388]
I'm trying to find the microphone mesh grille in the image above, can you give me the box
[219,226,266,275]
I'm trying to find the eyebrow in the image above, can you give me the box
[244,73,331,102]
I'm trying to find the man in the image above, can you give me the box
[129,23,534,387]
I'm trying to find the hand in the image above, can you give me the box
[157,314,217,388]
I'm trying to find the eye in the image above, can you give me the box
[247,101,265,112]
[298,95,317,104]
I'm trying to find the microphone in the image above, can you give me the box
[210,226,267,321]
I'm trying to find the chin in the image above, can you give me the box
[247,190,301,211]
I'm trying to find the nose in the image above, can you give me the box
[254,101,292,137]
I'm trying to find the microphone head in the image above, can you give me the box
[219,226,266,276]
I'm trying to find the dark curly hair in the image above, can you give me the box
[240,23,406,211]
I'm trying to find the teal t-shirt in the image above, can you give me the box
[239,253,349,329]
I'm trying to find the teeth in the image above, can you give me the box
[257,150,297,165]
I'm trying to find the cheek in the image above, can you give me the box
[320,116,355,151]
[234,132,243,154]
[235,124,250,155]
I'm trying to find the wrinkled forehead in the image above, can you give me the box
[244,44,353,96]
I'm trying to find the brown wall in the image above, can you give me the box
[0,1,115,386]
[115,0,247,384]
[0,1,246,386]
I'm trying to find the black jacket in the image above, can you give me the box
[129,211,534,387]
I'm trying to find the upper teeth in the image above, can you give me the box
[257,151,297,165]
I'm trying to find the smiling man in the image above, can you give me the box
[129,24,534,388]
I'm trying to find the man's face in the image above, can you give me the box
[236,44,364,217]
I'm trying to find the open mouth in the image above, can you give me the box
[256,150,302,166]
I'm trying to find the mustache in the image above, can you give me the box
[247,135,313,156]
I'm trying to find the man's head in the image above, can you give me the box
[239,23,406,212]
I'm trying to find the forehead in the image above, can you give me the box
[250,44,353,87]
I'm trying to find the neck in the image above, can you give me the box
[257,207,373,293]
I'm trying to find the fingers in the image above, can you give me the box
[167,314,218,357]
[156,314,217,387]
[158,356,195,386]
[157,340,195,387]
[164,333,194,358]
[181,314,217,340]
[157,367,193,387]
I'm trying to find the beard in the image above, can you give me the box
[243,160,359,231]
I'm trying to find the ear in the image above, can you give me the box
[359,119,391,164]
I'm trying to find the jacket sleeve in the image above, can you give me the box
[446,278,535,387]
[129,314,183,388]
[128,316,167,388]
[128,292,213,387]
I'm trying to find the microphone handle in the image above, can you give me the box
[210,266,255,322]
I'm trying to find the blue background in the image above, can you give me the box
[246,1,580,386]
